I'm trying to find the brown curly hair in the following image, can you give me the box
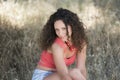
[38,8,87,52]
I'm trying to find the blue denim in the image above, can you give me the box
[32,69,53,80]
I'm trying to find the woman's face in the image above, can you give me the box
[54,20,72,41]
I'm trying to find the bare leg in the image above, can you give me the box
[44,68,85,80]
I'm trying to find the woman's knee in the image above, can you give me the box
[44,72,61,80]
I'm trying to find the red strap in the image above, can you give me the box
[54,38,67,49]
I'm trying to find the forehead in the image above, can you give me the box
[54,20,65,28]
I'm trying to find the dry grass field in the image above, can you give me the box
[0,0,120,80]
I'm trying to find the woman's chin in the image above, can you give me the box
[61,38,67,42]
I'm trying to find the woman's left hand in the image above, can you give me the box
[69,68,86,80]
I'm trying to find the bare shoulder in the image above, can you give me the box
[51,42,64,54]
[77,43,87,55]
[81,42,87,51]
[83,43,87,49]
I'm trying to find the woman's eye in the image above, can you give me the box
[62,28,66,30]
[55,29,59,31]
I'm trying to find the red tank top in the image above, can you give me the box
[38,38,77,69]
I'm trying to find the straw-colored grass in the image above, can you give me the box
[0,0,120,80]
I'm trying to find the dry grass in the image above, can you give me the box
[0,0,120,80]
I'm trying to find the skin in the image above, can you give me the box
[37,20,87,80]
[54,20,72,41]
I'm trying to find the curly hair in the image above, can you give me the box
[38,8,87,52]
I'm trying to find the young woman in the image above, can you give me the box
[32,8,87,80]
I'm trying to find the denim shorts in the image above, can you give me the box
[32,69,53,80]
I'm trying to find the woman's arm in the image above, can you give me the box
[51,43,72,80]
[76,44,87,79]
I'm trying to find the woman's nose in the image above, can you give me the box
[58,30,63,36]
